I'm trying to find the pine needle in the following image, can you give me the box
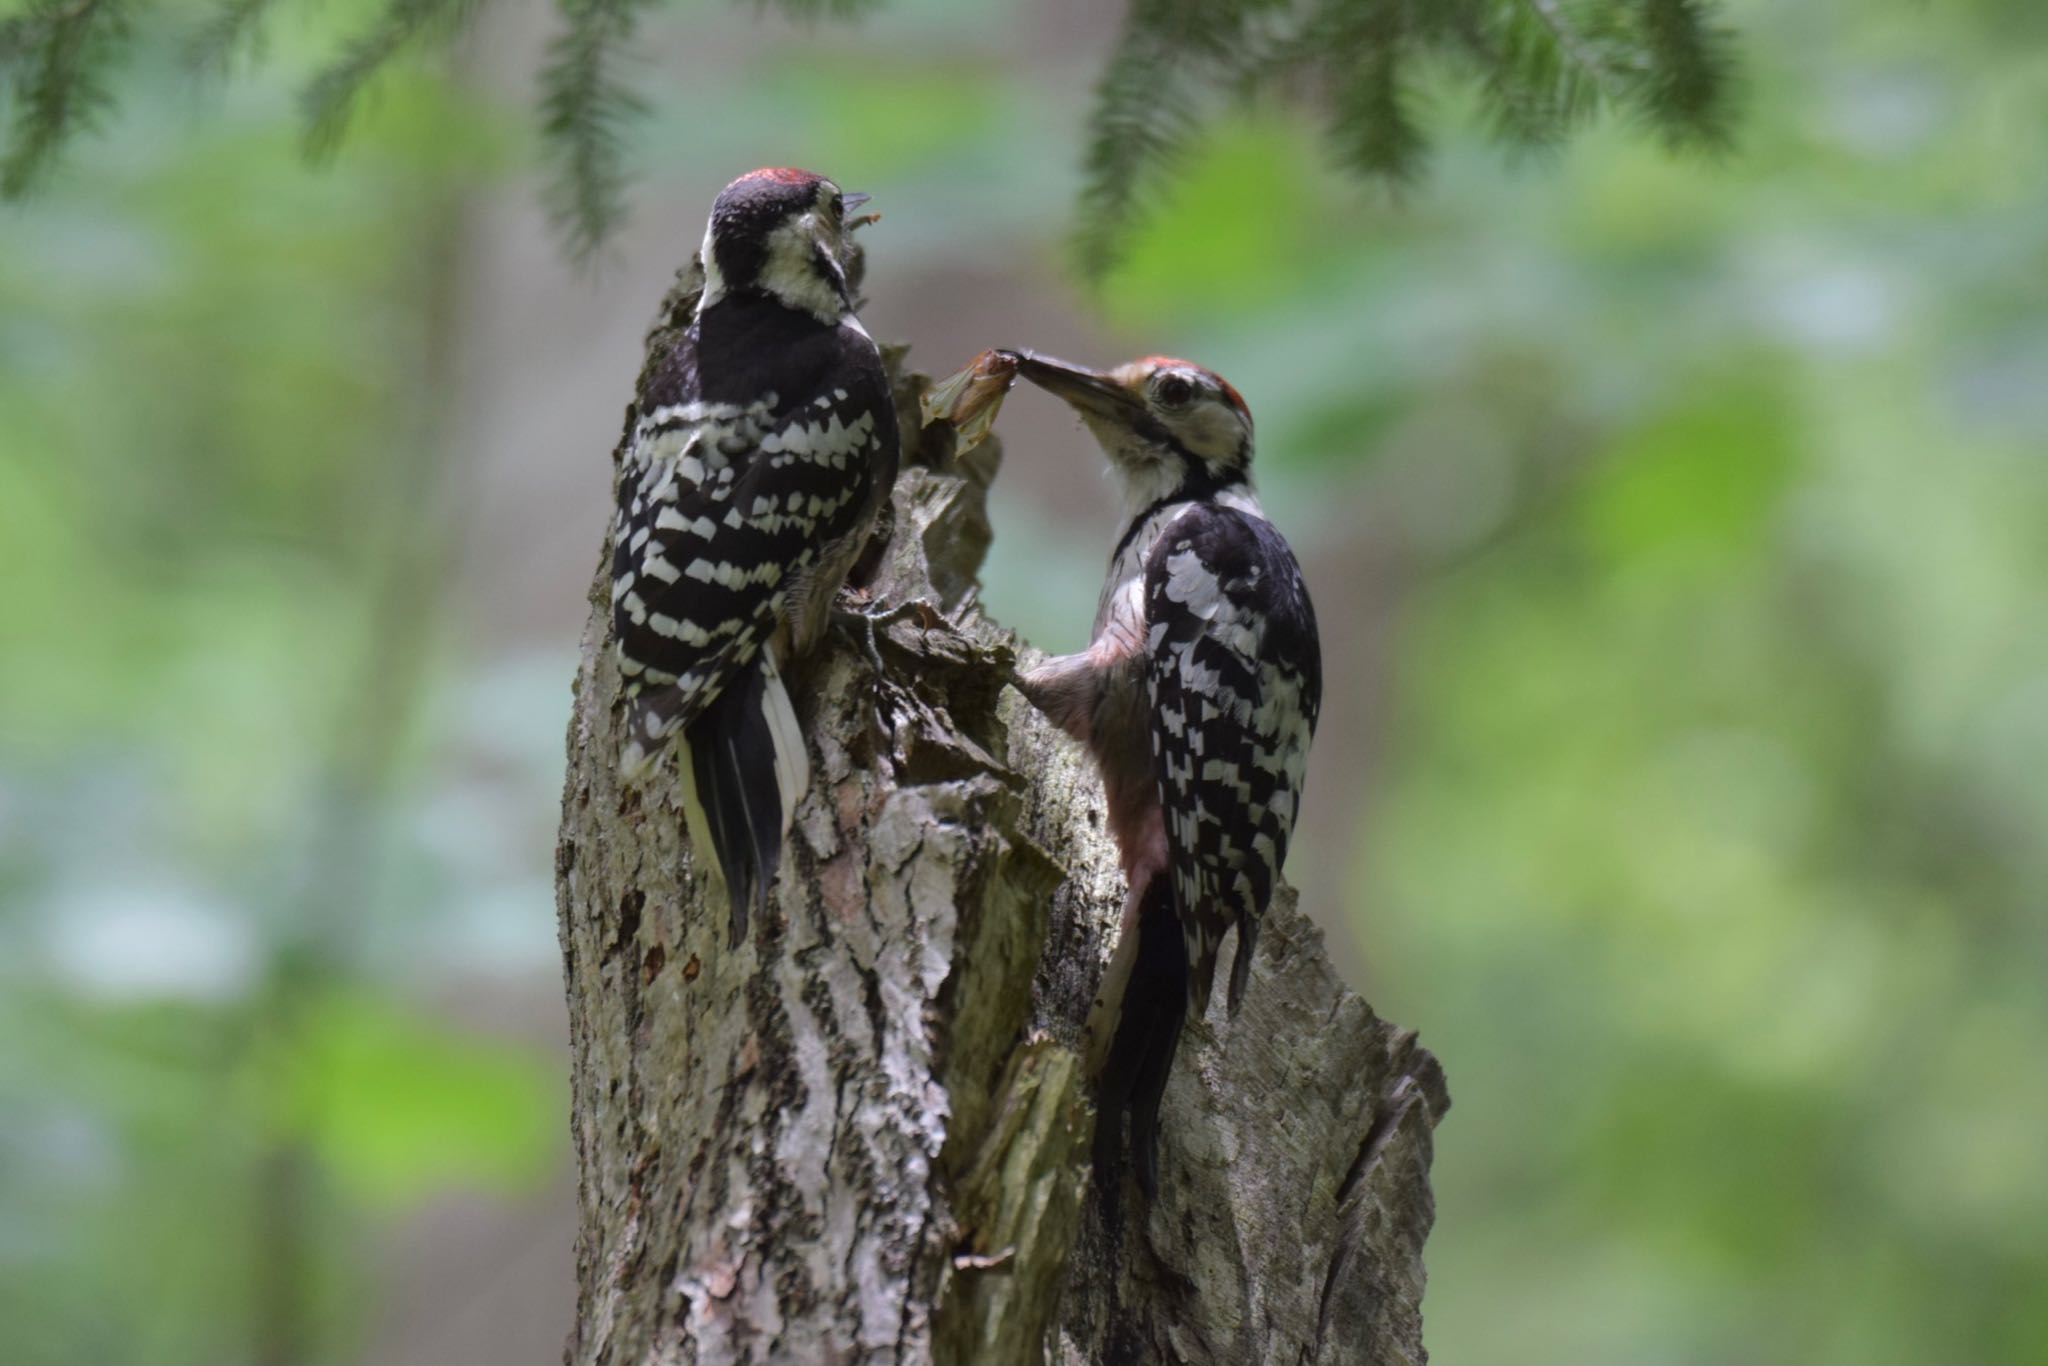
[186,0,287,77]
[541,0,650,263]
[1074,0,1736,273]
[300,0,485,162]
[0,0,1737,267]
[1,0,132,198]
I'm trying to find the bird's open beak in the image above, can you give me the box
[1014,352,1142,423]
[842,191,879,230]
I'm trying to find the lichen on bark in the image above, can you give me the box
[555,263,1448,1365]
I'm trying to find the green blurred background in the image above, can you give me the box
[4,0,2045,1360]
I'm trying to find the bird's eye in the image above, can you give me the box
[828,193,845,222]
[1157,375,1195,407]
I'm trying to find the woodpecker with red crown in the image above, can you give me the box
[991,352,1323,1195]
[610,167,896,944]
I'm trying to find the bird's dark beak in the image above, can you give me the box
[1014,353,1141,423]
[842,191,879,231]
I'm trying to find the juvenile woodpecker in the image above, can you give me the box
[1011,354,1322,1195]
[610,167,897,943]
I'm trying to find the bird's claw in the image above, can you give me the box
[830,596,893,680]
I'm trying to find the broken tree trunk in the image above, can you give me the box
[554,264,1449,1365]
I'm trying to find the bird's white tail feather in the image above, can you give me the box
[759,653,809,843]
[664,657,810,934]
[1084,879,1148,1077]
[675,735,720,894]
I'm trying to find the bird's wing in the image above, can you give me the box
[610,364,888,773]
[1144,503,1322,1016]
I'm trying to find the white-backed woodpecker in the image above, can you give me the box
[1006,352,1323,1196]
[610,167,897,943]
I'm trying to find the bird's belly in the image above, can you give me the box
[1088,668,1167,887]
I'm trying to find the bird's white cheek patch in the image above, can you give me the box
[1177,406,1242,464]
[697,219,726,309]
[757,216,846,323]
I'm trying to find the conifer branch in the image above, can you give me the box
[1636,0,1734,148]
[1520,0,1627,102]
[540,0,648,262]
[1072,0,1736,274]
[0,0,1737,269]
[301,0,484,160]
[1073,9,1209,283]
[1,0,132,197]
[1314,0,1424,182]
[186,0,287,77]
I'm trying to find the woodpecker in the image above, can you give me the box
[1006,353,1322,1195]
[610,167,898,943]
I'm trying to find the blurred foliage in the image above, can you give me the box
[0,984,554,1365]
[0,21,550,1366]
[1087,0,2048,1360]
[282,988,557,1208]
[4,0,1737,263]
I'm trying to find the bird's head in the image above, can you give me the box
[1013,352,1254,507]
[699,167,872,322]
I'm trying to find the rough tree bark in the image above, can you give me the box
[555,264,1450,1365]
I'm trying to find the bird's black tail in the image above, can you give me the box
[1093,872,1190,1198]
[678,656,808,945]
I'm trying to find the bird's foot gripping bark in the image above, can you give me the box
[829,589,893,680]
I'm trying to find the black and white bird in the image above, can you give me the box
[1010,353,1322,1195]
[610,167,898,943]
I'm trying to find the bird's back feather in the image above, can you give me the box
[1143,501,1322,1016]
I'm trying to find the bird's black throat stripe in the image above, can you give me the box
[1111,461,1242,564]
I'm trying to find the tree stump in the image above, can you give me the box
[555,263,1449,1365]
